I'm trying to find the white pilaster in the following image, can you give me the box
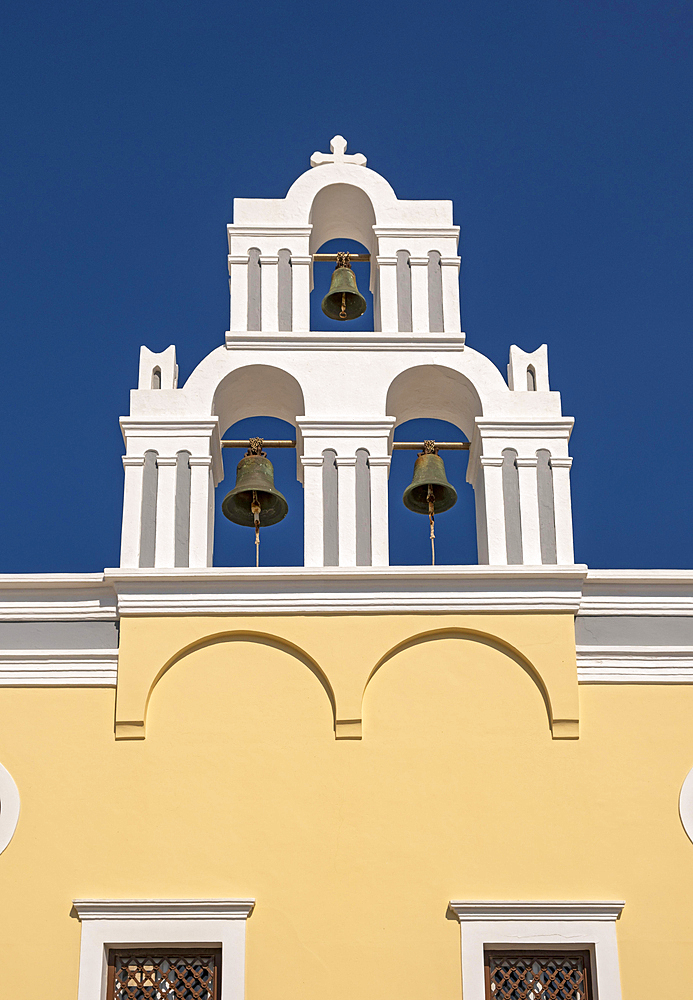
[301,457,324,568]
[479,457,507,565]
[154,456,178,567]
[291,256,311,331]
[368,456,391,566]
[516,456,542,564]
[550,456,575,564]
[440,256,461,332]
[409,257,430,333]
[376,256,398,332]
[120,456,145,568]
[335,456,357,567]
[259,255,279,331]
[228,255,249,331]
[189,456,214,568]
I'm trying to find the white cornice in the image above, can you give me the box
[227,225,312,236]
[580,569,693,615]
[73,899,255,920]
[577,645,693,682]
[0,575,116,621]
[449,900,625,921]
[104,566,588,616]
[224,331,465,351]
[0,649,118,686]
[372,227,460,238]
[1,568,693,622]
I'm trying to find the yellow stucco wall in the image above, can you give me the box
[0,612,691,998]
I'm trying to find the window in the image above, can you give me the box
[485,950,591,1000]
[449,901,624,1000]
[108,950,221,1000]
[74,899,253,1000]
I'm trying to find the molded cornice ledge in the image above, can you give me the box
[449,901,625,921]
[104,565,589,615]
[73,899,255,920]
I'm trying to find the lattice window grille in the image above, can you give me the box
[108,950,221,1000]
[485,951,592,1000]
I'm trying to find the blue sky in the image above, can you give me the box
[1,0,691,571]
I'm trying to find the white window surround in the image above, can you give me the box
[448,901,625,1000]
[73,899,254,1000]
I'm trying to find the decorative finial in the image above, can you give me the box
[310,135,367,168]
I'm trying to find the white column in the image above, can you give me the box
[301,457,324,567]
[259,255,279,331]
[516,456,542,564]
[409,257,430,333]
[335,456,357,567]
[479,456,507,565]
[188,456,214,568]
[440,256,461,332]
[550,457,575,564]
[120,456,145,568]
[368,456,391,566]
[228,255,249,331]
[154,456,177,567]
[291,256,311,331]
[376,256,398,332]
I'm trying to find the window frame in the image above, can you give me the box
[484,947,593,1000]
[106,946,222,1000]
[448,901,624,1000]
[73,899,254,1000]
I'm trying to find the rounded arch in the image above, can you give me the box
[386,364,482,440]
[143,629,336,730]
[212,364,306,437]
[363,627,553,730]
[284,162,398,226]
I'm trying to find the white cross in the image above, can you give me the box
[310,135,367,168]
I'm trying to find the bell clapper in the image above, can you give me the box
[340,292,347,320]
[427,486,436,566]
[251,490,261,567]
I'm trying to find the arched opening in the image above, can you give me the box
[308,182,376,332]
[214,416,303,568]
[310,238,373,333]
[151,366,161,389]
[212,365,306,568]
[527,365,537,391]
[385,364,482,565]
[388,418,475,565]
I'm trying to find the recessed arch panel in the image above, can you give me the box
[363,628,555,733]
[143,630,336,734]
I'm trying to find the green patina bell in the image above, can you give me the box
[321,253,367,321]
[403,447,457,515]
[222,450,289,528]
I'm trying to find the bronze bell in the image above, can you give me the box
[402,444,457,515]
[222,443,289,528]
[321,252,367,321]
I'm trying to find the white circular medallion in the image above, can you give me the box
[0,761,20,854]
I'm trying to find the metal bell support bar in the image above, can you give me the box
[221,440,470,450]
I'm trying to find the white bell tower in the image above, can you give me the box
[119,136,575,569]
